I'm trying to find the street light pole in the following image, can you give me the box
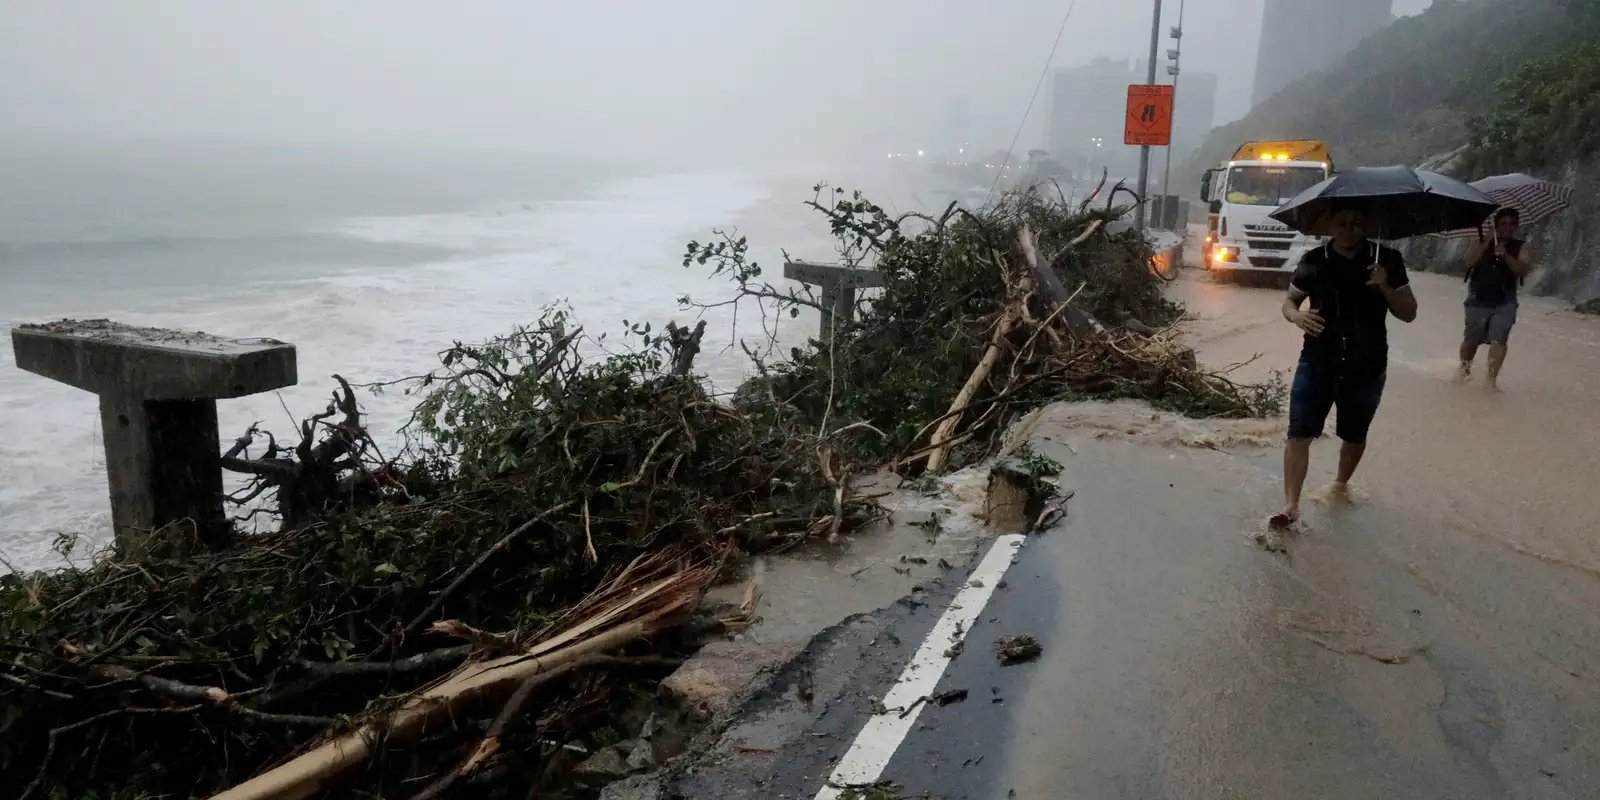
[1135,0,1164,232]
[1159,0,1186,230]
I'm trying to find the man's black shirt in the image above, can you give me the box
[1290,241,1410,378]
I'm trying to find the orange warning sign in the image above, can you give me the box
[1124,84,1175,147]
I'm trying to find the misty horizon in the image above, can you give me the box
[1,0,1434,169]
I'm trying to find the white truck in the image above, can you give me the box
[1200,139,1334,283]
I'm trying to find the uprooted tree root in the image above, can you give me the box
[0,185,1280,799]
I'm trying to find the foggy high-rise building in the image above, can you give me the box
[1047,58,1136,175]
[942,95,971,156]
[1252,0,1393,107]
[1170,70,1218,161]
[1047,58,1217,180]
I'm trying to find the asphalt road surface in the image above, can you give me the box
[665,267,1600,800]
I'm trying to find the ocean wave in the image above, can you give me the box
[0,169,780,570]
[333,172,765,253]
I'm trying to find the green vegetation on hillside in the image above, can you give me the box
[1183,0,1595,184]
[1463,38,1600,174]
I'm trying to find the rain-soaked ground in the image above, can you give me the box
[640,260,1600,800]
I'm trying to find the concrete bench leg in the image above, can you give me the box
[816,281,857,339]
[101,395,230,548]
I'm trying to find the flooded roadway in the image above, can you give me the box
[1179,264,1600,575]
[658,264,1600,799]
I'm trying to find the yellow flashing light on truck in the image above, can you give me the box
[1230,139,1333,169]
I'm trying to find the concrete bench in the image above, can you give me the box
[11,319,297,548]
[782,260,886,339]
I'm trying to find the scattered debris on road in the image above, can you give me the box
[897,687,970,719]
[835,780,901,800]
[834,780,939,799]
[1033,489,1075,532]
[996,634,1043,665]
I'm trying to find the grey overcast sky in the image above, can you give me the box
[0,0,1433,166]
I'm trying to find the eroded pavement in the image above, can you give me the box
[621,269,1600,800]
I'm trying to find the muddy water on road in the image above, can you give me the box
[1174,268,1600,574]
[1000,403,1600,797]
[992,270,1600,798]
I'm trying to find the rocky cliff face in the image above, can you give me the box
[1528,160,1600,310]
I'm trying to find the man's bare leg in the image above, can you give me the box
[1458,338,1478,382]
[1487,343,1508,390]
[1334,440,1367,492]
[1276,437,1313,525]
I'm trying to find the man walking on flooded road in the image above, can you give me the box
[1272,204,1418,527]
[1460,207,1533,389]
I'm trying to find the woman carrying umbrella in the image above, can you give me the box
[1460,207,1535,389]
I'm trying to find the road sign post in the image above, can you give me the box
[1135,0,1165,232]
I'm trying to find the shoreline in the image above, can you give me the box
[0,167,827,570]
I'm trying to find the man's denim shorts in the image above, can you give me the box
[1464,302,1518,346]
[1287,358,1387,444]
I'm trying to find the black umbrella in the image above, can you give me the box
[1269,165,1499,240]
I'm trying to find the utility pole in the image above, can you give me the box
[1135,0,1164,232]
[1159,0,1186,231]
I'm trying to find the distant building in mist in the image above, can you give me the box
[942,96,971,156]
[1171,70,1218,162]
[1252,0,1393,107]
[1047,58,1217,183]
[1047,58,1133,176]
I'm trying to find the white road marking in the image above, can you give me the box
[814,534,1028,799]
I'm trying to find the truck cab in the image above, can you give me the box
[1201,139,1333,280]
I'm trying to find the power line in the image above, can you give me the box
[985,0,1082,205]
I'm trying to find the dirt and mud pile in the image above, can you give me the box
[0,184,1279,799]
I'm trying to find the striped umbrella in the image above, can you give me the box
[1437,173,1573,239]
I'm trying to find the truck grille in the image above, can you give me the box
[1242,224,1300,263]
[1247,238,1295,251]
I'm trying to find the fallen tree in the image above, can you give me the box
[0,185,1280,799]
[0,304,879,799]
[688,184,1282,473]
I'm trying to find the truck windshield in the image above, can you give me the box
[1223,166,1326,206]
